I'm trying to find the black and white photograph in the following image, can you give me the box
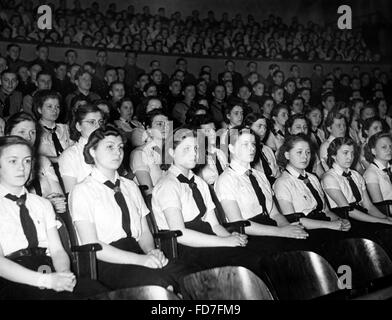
[0,0,392,306]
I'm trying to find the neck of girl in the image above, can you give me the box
[376,158,389,168]
[174,163,190,177]
[96,166,116,182]
[0,182,23,196]
[40,119,56,128]
[288,164,305,175]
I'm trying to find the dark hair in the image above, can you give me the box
[33,90,62,119]
[364,132,392,163]
[325,111,346,129]
[0,135,33,161]
[143,109,167,128]
[271,104,289,120]
[276,133,310,168]
[163,125,197,166]
[285,114,309,136]
[224,102,243,121]
[361,116,383,139]
[326,137,358,168]
[83,126,126,165]
[70,104,103,141]
[5,112,36,136]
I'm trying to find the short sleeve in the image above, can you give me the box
[130,149,150,173]
[69,184,94,223]
[41,198,59,230]
[40,156,59,182]
[129,181,149,218]
[153,179,182,211]
[273,178,293,203]
[215,173,237,202]
[363,168,379,184]
[58,148,77,178]
[321,173,341,190]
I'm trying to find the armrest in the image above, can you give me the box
[154,230,183,239]
[223,220,250,234]
[285,212,306,223]
[374,200,392,206]
[71,243,102,252]
[330,206,351,219]
[153,230,182,260]
[374,200,392,216]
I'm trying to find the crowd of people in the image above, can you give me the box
[0,25,392,299]
[0,0,384,62]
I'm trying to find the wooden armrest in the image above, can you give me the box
[374,200,392,206]
[285,212,306,223]
[71,243,102,252]
[223,220,250,234]
[154,230,183,239]
[331,206,351,219]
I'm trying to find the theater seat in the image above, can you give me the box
[321,238,392,297]
[258,251,345,300]
[182,266,274,300]
[92,286,180,300]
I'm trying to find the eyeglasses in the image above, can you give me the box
[82,119,105,126]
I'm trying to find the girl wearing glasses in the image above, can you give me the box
[59,104,104,193]
[5,112,66,214]
[130,110,170,195]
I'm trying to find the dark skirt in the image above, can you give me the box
[0,255,107,300]
[97,237,193,293]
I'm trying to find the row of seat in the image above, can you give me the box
[55,186,392,300]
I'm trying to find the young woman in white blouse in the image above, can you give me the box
[215,127,311,254]
[0,136,106,299]
[59,104,104,193]
[69,126,187,291]
[5,112,66,214]
[34,90,72,163]
[363,132,392,214]
[243,113,279,184]
[321,137,392,228]
[130,109,170,194]
[274,134,351,235]
[266,104,289,153]
[152,127,261,273]
[190,114,229,185]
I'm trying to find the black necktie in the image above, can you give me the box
[177,174,207,216]
[5,193,39,248]
[44,126,64,156]
[246,169,268,215]
[3,94,11,117]
[259,145,272,178]
[104,179,132,237]
[276,130,285,138]
[383,167,392,184]
[311,130,322,146]
[342,171,362,203]
[208,152,223,175]
[298,174,323,212]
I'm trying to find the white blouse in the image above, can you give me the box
[58,137,93,184]
[130,140,164,187]
[152,165,216,230]
[273,165,326,215]
[321,163,367,208]
[69,168,149,244]
[0,184,58,256]
[363,160,392,201]
[214,159,274,220]
[38,122,73,159]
